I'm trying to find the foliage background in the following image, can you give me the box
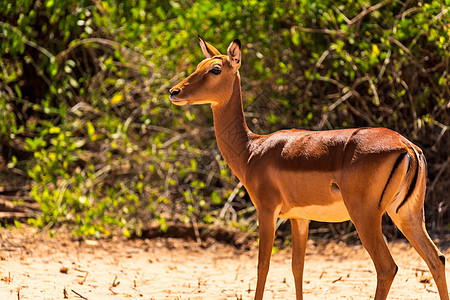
[0,0,449,238]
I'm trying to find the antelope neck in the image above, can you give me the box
[211,74,253,184]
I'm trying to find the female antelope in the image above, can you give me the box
[169,36,448,300]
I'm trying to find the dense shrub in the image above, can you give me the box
[0,0,448,236]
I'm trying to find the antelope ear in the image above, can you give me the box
[198,35,221,58]
[227,39,241,72]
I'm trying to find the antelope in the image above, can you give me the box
[169,36,448,300]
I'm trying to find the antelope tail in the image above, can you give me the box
[395,145,425,213]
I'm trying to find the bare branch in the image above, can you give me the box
[291,26,344,36]
[347,1,393,26]
[219,182,243,220]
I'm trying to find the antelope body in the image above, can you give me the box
[169,36,448,300]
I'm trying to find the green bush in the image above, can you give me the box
[0,0,448,236]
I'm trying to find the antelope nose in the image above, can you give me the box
[170,88,180,96]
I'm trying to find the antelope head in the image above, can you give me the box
[169,36,241,108]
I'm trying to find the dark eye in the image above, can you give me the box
[209,67,221,75]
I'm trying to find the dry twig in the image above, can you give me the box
[71,289,88,300]
[74,268,89,285]
[219,182,243,220]
[347,1,393,26]
[111,275,120,287]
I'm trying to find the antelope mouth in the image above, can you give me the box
[169,95,189,106]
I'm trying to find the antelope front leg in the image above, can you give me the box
[291,218,309,300]
[254,209,278,300]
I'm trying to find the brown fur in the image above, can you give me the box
[169,37,449,300]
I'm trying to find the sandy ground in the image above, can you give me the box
[0,226,448,300]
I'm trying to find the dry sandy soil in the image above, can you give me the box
[0,226,448,300]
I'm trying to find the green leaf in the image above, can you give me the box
[189,159,197,171]
[111,92,124,104]
[14,219,21,229]
[49,126,60,134]
[48,62,58,77]
[211,191,221,205]
[86,121,96,141]
[291,30,300,46]
[14,84,22,99]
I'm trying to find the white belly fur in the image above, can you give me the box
[278,201,350,222]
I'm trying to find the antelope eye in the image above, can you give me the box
[209,67,221,75]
